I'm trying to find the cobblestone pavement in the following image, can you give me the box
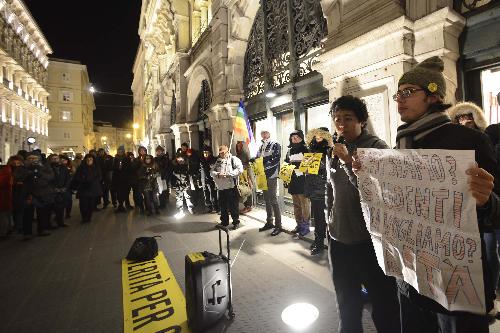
[0,203,378,333]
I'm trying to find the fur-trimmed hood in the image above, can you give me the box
[306,128,333,147]
[448,102,488,131]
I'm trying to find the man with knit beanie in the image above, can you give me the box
[382,56,500,332]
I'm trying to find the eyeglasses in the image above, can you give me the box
[456,113,473,121]
[392,88,425,101]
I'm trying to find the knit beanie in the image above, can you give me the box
[398,56,446,98]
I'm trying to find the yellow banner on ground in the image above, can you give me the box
[122,251,191,333]
[278,163,296,184]
[252,157,268,190]
[298,153,323,175]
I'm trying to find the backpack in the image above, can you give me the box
[126,236,161,262]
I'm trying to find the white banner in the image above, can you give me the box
[357,148,484,313]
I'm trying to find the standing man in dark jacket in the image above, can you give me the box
[304,128,331,255]
[256,129,282,236]
[112,146,132,213]
[49,154,70,228]
[326,96,399,333]
[374,56,500,332]
[285,130,310,237]
[74,154,102,223]
[24,153,55,237]
[9,156,28,234]
[155,146,171,210]
[200,146,219,213]
[171,151,194,214]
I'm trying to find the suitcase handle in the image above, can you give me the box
[215,224,235,318]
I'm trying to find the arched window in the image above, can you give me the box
[244,0,327,99]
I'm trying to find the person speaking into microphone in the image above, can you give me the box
[325,95,400,333]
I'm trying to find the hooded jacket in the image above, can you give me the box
[448,102,488,131]
[284,130,308,195]
[304,128,332,201]
[326,129,389,244]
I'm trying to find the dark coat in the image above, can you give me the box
[155,154,172,181]
[52,165,71,206]
[397,122,500,314]
[26,163,55,207]
[0,166,12,212]
[139,163,159,192]
[111,156,131,190]
[284,143,308,195]
[74,165,102,197]
[11,166,29,210]
[171,159,190,190]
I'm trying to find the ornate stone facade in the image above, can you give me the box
[0,0,52,161]
[133,0,496,152]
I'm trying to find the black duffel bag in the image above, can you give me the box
[126,236,161,261]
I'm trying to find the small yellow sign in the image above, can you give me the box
[187,252,205,263]
[279,163,296,184]
[252,157,268,191]
[122,251,191,333]
[299,153,323,175]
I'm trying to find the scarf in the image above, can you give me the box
[396,111,451,149]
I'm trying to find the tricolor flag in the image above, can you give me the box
[233,100,254,145]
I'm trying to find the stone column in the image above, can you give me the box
[192,11,201,44]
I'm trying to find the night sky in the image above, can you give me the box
[24,0,142,128]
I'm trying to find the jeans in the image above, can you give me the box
[311,199,326,244]
[218,188,239,226]
[159,189,169,209]
[132,185,144,210]
[329,238,400,333]
[12,207,24,232]
[483,231,500,291]
[263,178,281,227]
[79,196,95,222]
[143,190,159,213]
[292,194,310,225]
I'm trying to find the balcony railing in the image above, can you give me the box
[1,78,48,113]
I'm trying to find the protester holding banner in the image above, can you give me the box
[303,128,331,255]
[284,130,310,237]
[256,129,282,236]
[211,145,243,229]
[360,56,500,332]
[324,96,400,333]
[449,101,500,318]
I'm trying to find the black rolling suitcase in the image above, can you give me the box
[185,225,235,331]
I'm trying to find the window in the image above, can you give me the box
[61,90,73,102]
[62,72,70,82]
[60,110,72,121]
[307,104,331,132]
[481,66,500,125]
[63,132,71,139]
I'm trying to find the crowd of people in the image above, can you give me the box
[1,56,500,332]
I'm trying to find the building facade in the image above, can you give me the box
[94,120,134,155]
[133,0,500,152]
[47,58,96,155]
[0,0,51,161]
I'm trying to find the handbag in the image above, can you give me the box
[126,236,161,262]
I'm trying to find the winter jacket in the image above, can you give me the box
[395,116,500,315]
[210,155,243,190]
[155,154,171,181]
[171,160,190,190]
[284,130,308,195]
[102,156,114,187]
[326,129,389,244]
[74,165,103,198]
[112,155,131,190]
[256,139,281,179]
[304,128,332,201]
[0,166,13,212]
[448,102,489,131]
[139,163,160,192]
[26,163,55,207]
[11,166,29,210]
[200,155,217,186]
[52,164,71,205]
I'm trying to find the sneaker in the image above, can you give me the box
[310,243,324,256]
[270,228,282,236]
[115,206,126,213]
[298,223,310,237]
[259,223,274,232]
[232,223,240,230]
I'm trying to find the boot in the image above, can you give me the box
[259,223,274,232]
[310,239,325,256]
[298,222,310,237]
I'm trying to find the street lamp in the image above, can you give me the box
[27,136,36,151]
[126,133,132,139]
[133,123,139,129]
[101,136,107,141]
[88,84,133,97]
